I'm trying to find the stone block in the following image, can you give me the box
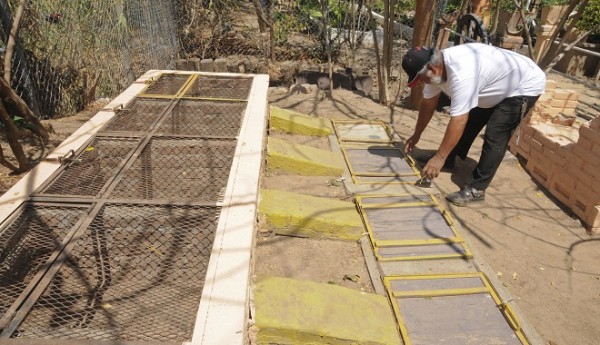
[542,147,568,168]
[546,79,557,91]
[214,58,227,72]
[254,277,401,345]
[553,89,579,101]
[549,99,579,109]
[200,58,214,72]
[526,161,552,187]
[579,124,600,146]
[589,117,600,130]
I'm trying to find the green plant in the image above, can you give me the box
[577,0,600,33]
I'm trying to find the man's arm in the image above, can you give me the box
[422,113,468,179]
[403,93,440,153]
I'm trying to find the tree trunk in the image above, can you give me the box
[320,0,333,95]
[251,0,268,33]
[409,0,436,110]
[0,0,41,118]
[367,2,384,104]
[3,0,27,83]
[0,101,30,172]
[0,77,48,142]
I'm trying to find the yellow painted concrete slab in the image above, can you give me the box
[267,137,344,176]
[270,106,332,136]
[254,277,401,345]
[259,189,363,241]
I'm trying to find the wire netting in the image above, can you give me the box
[0,0,455,119]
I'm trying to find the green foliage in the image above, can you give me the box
[577,0,600,33]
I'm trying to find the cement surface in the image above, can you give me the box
[270,106,332,136]
[253,277,401,345]
[267,137,344,176]
[259,189,363,241]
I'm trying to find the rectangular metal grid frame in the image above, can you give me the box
[155,99,247,137]
[108,137,237,202]
[137,73,194,99]
[101,98,173,134]
[2,203,220,343]
[356,194,472,261]
[384,273,529,345]
[35,137,142,198]
[332,119,395,143]
[0,203,92,333]
[181,74,253,101]
[341,146,421,184]
[0,71,262,343]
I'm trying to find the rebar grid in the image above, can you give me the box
[157,99,247,137]
[142,74,191,96]
[183,76,253,100]
[102,98,172,133]
[11,203,219,342]
[110,137,236,201]
[0,204,88,324]
[39,138,141,197]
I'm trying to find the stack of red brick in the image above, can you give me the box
[509,80,600,232]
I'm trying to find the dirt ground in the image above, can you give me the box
[256,79,600,345]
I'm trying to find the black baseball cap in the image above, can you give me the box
[402,46,433,88]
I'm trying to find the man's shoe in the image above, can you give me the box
[446,186,485,206]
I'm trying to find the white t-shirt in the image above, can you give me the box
[423,43,546,116]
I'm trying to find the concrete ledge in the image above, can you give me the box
[259,189,364,241]
[270,106,332,136]
[254,277,400,345]
[267,137,344,176]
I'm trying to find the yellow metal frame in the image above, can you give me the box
[341,147,421,184]
[383,273,530,345]
[331,119,395,144]
[137,72,196,99]
[178,74,250,102]
[355,194,472,261]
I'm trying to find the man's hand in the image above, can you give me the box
[422,153,446,179]
[404,135,420,154]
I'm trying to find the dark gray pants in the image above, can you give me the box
[449,95,539,190]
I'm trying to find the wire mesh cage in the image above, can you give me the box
[0,203,90,330]
[37,137,141,198]
[102,98,173,134]
[183,75,254,100]
[157,99,247,138]
[110,136,237,202]
[9,203,219,342]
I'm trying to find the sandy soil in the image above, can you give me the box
[256,82,600,345]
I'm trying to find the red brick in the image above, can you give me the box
[582,162,600,179]
[589,117,600,130]
[553,89,579,101]
[526,161,552,187]
[546,80,557,91]
[543,147,568,168]
[524,135,543,153]
[550,99,578,109]
[572,145,600,167]
[577,137,594,151]
[571,198,588,218]
[549,174,574,205]
[575,182,600,205]
[568,164,595,186]
[567,153,585,170]
[544,107,576,116]
[585,205,600,228]
[579,124,600,146]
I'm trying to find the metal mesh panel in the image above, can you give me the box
[40,138,140,197]
[183,76,253,100]
[142,74,191,96]
[11,203,219,342]
[157,100,247,137]
[0,204,88,324]
[102,98,172,133]
[110,137,236,201]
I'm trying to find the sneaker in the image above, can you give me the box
[446,186,485,206]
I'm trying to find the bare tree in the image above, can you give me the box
[0,0,49,173]
[409,0,436,109]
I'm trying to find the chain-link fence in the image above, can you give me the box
[0,0,458,119]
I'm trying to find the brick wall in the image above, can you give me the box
[509,80,600,232]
